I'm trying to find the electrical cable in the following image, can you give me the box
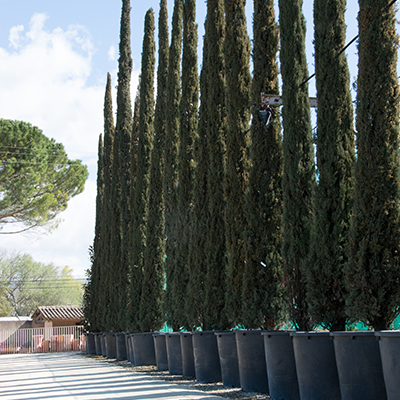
[301,0,398,86]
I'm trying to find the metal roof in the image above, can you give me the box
[32,306,83,321]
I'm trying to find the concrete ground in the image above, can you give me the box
[0,352,224,400]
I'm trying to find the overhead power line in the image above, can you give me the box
[302,0,398,86]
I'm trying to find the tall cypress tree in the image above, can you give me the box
[203,0,228,331]
[279,0,315,331]
[186,15,209,330]
[139,0,169,333]
[173,0,199,329]
[163,0,182,331]
[242,0,285,330]
[115,0,133,331]
[85,133,104,332]
[306,0,355,331]
[345,0,400,330]
[224,0,251,328]
[98,73,115,332]
[130,78,140,223]
[105,68,121,331]
[127,8,156,332]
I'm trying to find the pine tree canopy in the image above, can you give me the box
[0,119,88,235]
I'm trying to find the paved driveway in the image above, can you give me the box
[0,353,223,400]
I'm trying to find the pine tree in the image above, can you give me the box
[279,0,315,331]
[115,0,133,331]
[345,0,400,330]
[186,15,209,330]
[224,0,251,328]
[139,0,169,333]
[203,0,228,331]
[127,8,155,332]
[101,73,117,332]
[173,0,199,329]
[242,0,285,330]
[163,0,182,331]
[306,0,355,331]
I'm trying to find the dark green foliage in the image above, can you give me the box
[223,0,251,328]
[139,0,169,332]
[116,0,133,331]
[203,0,228,331]
[128,8,155,332]
[173,0,198,330]
[242,0,285,330]
[279,0,315,331]
[98,73,115,332]
[163,0,182,331]
[85,134,104,332]
[345,0,400,330]
[186,16,209,330]
[306,0,355,331]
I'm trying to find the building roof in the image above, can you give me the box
[31,306,83,321]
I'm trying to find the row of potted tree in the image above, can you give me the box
[85,329,400,400]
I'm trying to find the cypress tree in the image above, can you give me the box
[306,0,355,331]
[186,16,209,330]
[224,0,251,328]
[115,0,133,331]
[85,134,104,332]
[98,73,115,332]
[279,0,315,331]
[139,0,169,333]
[103,72,118,332]
[242,0,285,330]
[163,0,182,331]
[127,8,156,332]
[173,0,199,329]
[130,78,140,219]
[203,0,228,331]
[345,0,400,330]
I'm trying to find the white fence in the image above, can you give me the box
[0,326,85,354]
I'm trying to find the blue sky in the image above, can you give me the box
[0,1,380,278]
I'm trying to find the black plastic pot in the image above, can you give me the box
[291,331,341,400]
[215,332,240,388]
[105,333,117,359]
[376,330,400,400]
[165,333,183,375]
[180,332,196,378]
[262,331,300,400]
[85,333,96,354]
[192,331,222,383]
[101,334,107,357]
[131,332,156,366]
[153,333,168,371]
[125,334,131,362]
[94,333,102,355]
[331,331,387,400]
[129,334,135,364]
[115,333,127,361]
[235,330,268,394]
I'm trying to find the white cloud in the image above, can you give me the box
[107,44,116,61]
[9,25,24,50]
